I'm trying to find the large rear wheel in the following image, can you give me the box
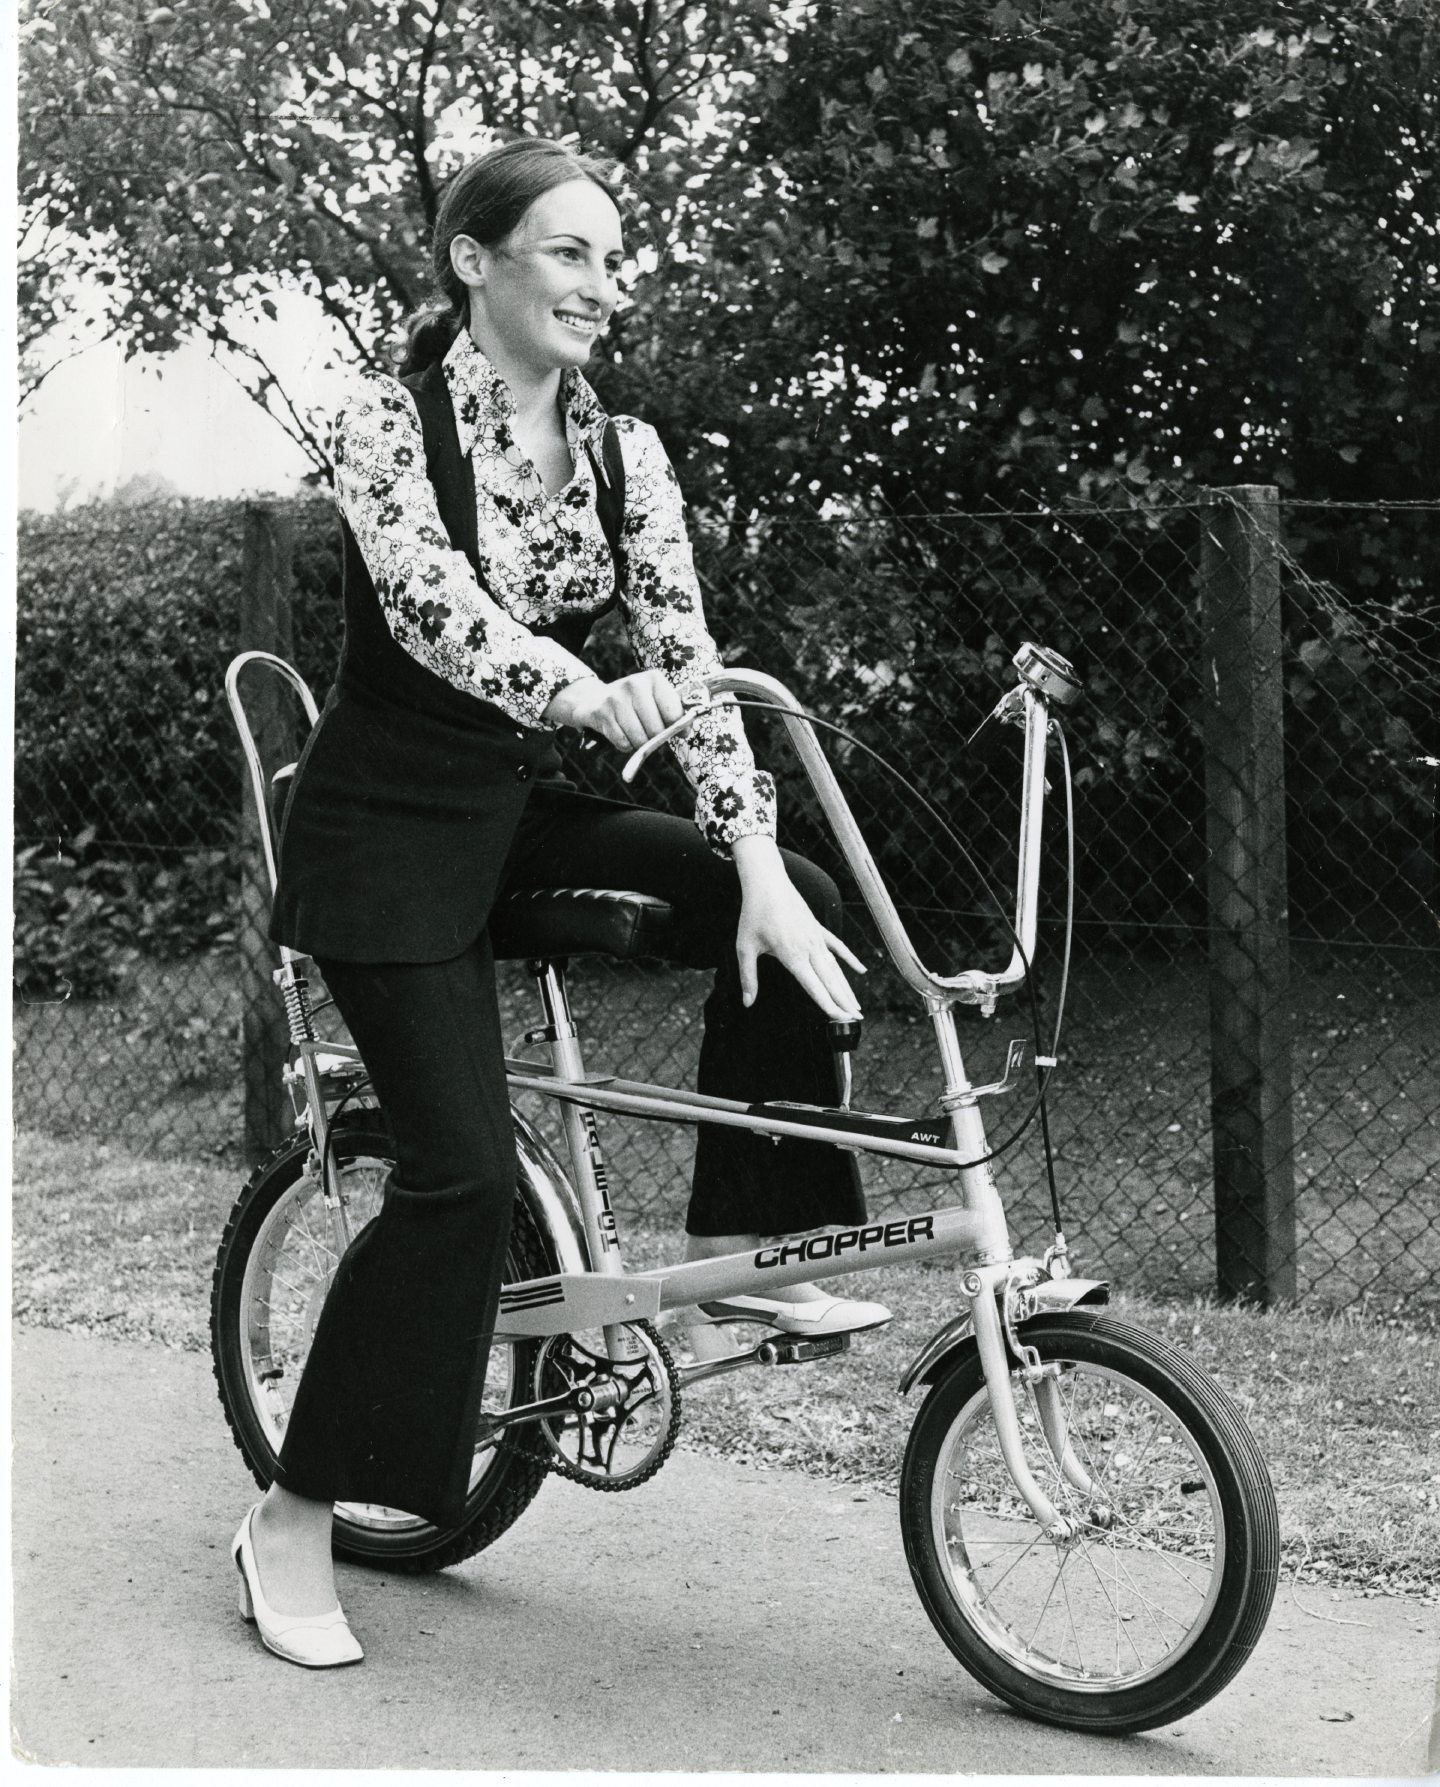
[211,1118,552,1573]
[900,1311,1279,1734]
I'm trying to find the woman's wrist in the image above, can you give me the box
[732,831,785,891]
[542,675,605,730]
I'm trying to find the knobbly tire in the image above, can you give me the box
[899,1311,1279,1735]
[211,1117,553,1574]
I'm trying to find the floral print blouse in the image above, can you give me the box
[330,329,776,853]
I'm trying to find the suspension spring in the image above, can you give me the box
[274,965,317,1045]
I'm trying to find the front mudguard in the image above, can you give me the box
[898,1275,1109,1396]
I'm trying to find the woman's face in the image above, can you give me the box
[460,178,626,379]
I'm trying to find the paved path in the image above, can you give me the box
[10,1325,1438,1773]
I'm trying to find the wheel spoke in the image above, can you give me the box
[1070,1537,1150,1671]
[1026,1542,1073,1658]
[964,1522,1049,1600]
[225,1137,544,1547]
[912,1320,1264,1710]
[1103,1544,1204,1635]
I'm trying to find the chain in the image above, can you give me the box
[492,1319,683,1493]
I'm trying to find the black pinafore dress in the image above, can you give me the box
[270,357,624,964]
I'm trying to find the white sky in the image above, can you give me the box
[17,291,353,512]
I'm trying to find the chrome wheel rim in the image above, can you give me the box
[929,1360,1226,1690]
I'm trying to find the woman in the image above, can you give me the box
[233,137,888,1669]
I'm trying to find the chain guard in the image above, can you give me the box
[529,1319,681,1492]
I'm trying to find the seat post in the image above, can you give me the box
[531,960,629,1281]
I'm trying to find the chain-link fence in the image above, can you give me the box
[13,493,1438,1314]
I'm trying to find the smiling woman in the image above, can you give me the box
[233,135,888,1671]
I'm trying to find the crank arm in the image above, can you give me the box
[474,1386,589,1448]
[675,1337,775,1388]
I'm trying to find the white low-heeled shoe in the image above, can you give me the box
[699,1290,893,1337]
[232,1506,364,1669]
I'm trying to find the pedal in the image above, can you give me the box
[757,1332,851,1366]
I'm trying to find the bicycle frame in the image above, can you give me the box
[227,648,1103,1537]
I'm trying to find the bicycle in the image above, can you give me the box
[212,643,1279,1736]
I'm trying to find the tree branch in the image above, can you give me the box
[207,319,333,477]
[409,0,450,229]
[19,322,124,408]
[309,193,425,315]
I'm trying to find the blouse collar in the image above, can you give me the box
[443,328,610,461]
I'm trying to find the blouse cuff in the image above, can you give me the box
[694,768,778,857]
[496,643,595,731]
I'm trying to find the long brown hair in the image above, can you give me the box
[396,139,622,377]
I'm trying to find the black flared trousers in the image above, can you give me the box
[272,784,865,1526]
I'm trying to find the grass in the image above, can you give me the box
[12,1128,1438,1605]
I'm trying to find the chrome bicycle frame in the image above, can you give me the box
[227,647,1100,1535]
[492,663,1102,1532]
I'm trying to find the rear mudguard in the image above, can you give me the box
[898,1276,1110,1396]
[512,1107,593,1276]
[317,1100,591,1275]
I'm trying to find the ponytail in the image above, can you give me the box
[396,302,466,378]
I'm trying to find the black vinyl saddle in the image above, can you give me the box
[489,886,676,963]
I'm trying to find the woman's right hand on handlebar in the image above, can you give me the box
[543,672,686,752]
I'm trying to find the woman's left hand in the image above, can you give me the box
[731,837,865,1022]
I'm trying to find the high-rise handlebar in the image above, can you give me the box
[623,645,1080,1010]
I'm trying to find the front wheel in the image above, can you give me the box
[210,1118,553,1573]
[900,1311,1279,1735]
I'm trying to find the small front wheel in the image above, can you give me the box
[900,1311,1279,1735]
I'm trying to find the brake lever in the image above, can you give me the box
[621,710,701,783]
[621,687,736,784]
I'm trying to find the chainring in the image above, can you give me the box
[530,1319,681,1491]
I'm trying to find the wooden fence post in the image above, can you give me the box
[1200,486,1298,1305]
[238,502,297,1167]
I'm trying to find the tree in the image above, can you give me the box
[25,1,1436,512]
[20,0,782,464]
[617,0,1439,519]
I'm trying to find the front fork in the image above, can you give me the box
[938,998,1097,1539]
[963,1263,1099,1539]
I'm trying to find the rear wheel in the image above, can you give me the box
[900,1311,1279,1734]
[211,1118,552,1573]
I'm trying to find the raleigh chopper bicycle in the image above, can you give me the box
[213,644,1279,1736]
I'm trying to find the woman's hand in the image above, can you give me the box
[732,836,865,1023]
[543,671,685,751]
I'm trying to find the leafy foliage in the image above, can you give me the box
[19,0,783,445]
[606,0,1437,522]
[21,1,1436,516]
[13,497,340,992]
[16,3,1437,968]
